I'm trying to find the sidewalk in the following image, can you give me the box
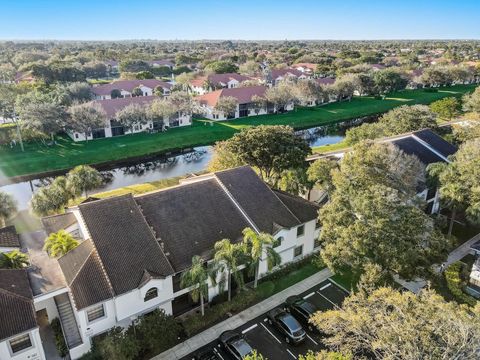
[395,232,480,294]
[152,267,332,360]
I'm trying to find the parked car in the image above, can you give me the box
[219,330,254,359]
[193,347,222,360]
[285,295,319,332]
[267,308,306,344]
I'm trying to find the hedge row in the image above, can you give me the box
[444,262,477,307]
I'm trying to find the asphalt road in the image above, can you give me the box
[181,279,349,360]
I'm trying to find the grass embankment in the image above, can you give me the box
[0,84,475,178]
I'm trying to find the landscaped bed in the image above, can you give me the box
[0,84,475,179]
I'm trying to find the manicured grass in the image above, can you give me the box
[331,272,360,292]
[312,140,350,154]
[0,85,475,179]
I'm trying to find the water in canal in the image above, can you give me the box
[1,123,350,211]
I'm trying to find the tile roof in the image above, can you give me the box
[207,73,252,87]
[195,86,267,107]
[272,189,320,223]
[0,269,37,341]
[412,129,457,158]
[215,166,301,233]
[136,178,251,271]
[392,136,446,165]
[41,213,77,236]
[92,79,171,96]
[0,226,20,248]
[78,194,174,295]
[271,68,304,79]
[93,95,157,118]
[58,240,114,310]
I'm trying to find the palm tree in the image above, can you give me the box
[0,191,17,227]
[242,227,281,288]
[213,239,245,301]
[0,250,29,269]
[43,230,79,258]
[180,255,217,316]
[66,165,102,198]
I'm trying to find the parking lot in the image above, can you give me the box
[182,279,349,360]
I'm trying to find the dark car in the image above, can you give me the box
[267,308,306,344]
[219,330,254,359]
[285,295,319,332]
[193,347,221,360]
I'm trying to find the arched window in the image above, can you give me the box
[273,237,283,248]
[144,287,158,302]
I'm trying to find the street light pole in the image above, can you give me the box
[13,107,24,152]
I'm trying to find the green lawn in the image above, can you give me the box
[0,84,475,179]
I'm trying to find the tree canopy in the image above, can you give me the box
[310,287,480,360]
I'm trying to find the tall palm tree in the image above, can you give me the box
[0,250,29,269]
[242,227,281,288]
[0,191,17,228]
[213,239,245,301]
[43,230,79,258]
[180,255,217,316]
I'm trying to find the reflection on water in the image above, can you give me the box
[2,120,363,211]
[1,146,213,210]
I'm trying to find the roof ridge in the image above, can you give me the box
[213,173,261,234]
[0,286,32,302]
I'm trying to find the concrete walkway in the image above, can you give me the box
[152,267,332,360]
[395,232,480,294]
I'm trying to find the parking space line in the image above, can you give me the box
[319,283,332,291]
[286,349,297,359]
[213,348,225,360]
[260,323,281,344]
[317,290,340,308]
[306,334,318,346]
[242,324,258,334]
[303,292,315,299]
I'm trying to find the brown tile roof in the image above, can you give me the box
[78,194,174,295]
[58,240,114,310]
[92,79,172,96]
[0,269,37,341]
[271,68,304,79]
[195,86,267,107]
[207,73,252,87]
[0,226,20,248]
[135,178,251,272]
[215,166,301,233]
[93,95,157,118]
[41,213,77,236]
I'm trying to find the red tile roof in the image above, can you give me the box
[195,86,267,107]
[92,79,172,96]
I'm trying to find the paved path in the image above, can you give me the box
[152,267,332,360]
[395,232,480,294]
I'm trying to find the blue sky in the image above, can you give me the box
[0,0,479,40]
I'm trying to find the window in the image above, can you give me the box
[144,287,158,302]
[314,238,321,249]
[296,225,305,237]
[294,245,303,258]
[86,304,105,323]
[273,237,283,248]
[9,334,32,353]
[75,133,79,139]
[315,219,321,229]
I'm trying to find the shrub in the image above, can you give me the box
[136,309,182,355]
[50,318,68,357]
[97,326,139,360]
[444,262,477,307]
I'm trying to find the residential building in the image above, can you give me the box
[0,269,46,360]
[0,225,20,253]
[91,79,172,100]
[269,68,310,86]
[467,241,480,298]
[195,85,294,120]
[67,96,191,142]
[189,73,256,95]
[148,59,175,69]
[307,129,457,214]
[0,166,321,359]
[291,63,317,75]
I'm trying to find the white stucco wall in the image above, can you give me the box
[0,329,45,360]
